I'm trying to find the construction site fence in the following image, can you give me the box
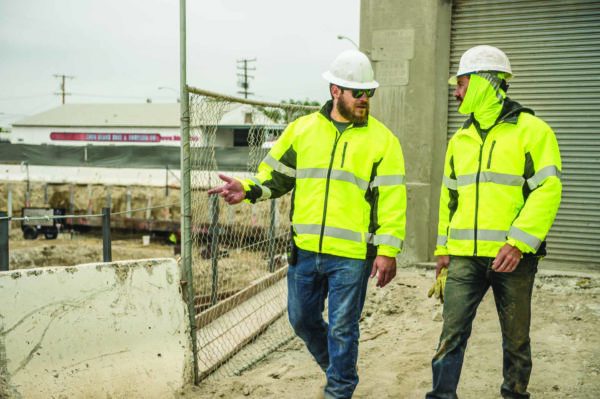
[184,88,320,382]
[0,144,269,171]
[0,203,178,271]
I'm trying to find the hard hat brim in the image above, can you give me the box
[322,71,379,90]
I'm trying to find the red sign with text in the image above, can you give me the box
[50,132,181,143]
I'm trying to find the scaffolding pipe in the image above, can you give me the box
[187,86,320,111]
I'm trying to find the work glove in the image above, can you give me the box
[427,267,448,304]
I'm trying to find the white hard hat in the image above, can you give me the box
[449,45,513,85]
[322,50,379,89]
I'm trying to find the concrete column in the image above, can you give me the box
[360,0,452,263]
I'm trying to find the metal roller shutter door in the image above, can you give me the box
[447,0,600,266]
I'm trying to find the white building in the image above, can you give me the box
[2,103,282,186]
[10,103,281,148]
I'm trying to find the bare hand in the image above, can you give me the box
[492,243,522,273]
[370,255,397,288]
[435,255,450,278]
[207,174,246,205]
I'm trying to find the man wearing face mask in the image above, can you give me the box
[426,45,562,399]
[209,50,406,399]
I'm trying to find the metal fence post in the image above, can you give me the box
[105,187,112,209]
[0,211,8,271]
[166,165,170,197]
[7,185,13,221]
[180,0,199,384]
[126,188,132,218]
[268,199,277,272]
[102,207,112,262]
[209,194,220,305]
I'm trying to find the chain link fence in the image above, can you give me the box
[187,88,318,380]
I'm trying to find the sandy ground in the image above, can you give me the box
[6,229,175,269]
[185,266,600,399]
[5,229,599,398]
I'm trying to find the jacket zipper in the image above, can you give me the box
[487,140,496,169]
[319,129,343,252]
[472,120,505,255]
[474,143,483,256]
[340,142,348,168]
[469,111,519,255]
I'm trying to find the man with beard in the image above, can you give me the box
[426,45,562,399]
[209,49,406,398]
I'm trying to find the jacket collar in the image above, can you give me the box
[462,98,534,129]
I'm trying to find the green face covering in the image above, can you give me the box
[458,72,507,130]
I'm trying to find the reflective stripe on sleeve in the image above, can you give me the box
[249,177,272,201]
[373,234,403,250]
[437,235,448,246]
[508,226,542,250]
[526,165,561,190]
[263,154,296,178]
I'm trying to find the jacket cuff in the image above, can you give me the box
[506,238,533,254]
[236,178,259,204]
[377,244,400,258]
[434,246,449,256]
[236,177,251,192]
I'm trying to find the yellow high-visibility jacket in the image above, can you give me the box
[241,101,406,260]
[435,99,562,257]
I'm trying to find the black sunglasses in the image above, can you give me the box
[341,87,376,99]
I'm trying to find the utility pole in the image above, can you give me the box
[53,74,74,104]
[236,58,256,99]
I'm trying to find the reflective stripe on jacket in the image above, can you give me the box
[435,99,562,257]
[242,101,406,259]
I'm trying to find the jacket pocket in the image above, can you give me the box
[487,140,496,169]
[340,142,348,168]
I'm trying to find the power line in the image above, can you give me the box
[236,58,256,99]
[70,92,149,100]
[53,74,74,105]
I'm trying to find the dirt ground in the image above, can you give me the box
[5,216,599,398]
[6,229,175,269]
[185,266,600,399]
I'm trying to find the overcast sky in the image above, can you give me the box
[0,0,360,127]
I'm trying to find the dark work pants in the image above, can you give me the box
[426,256,538,399]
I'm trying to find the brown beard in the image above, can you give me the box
[336,94,369,124]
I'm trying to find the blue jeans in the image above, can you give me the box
[426,256,538,399]
[287,248,372,399]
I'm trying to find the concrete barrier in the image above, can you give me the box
[0,258,193,398]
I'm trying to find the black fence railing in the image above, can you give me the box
[0,202,178,271]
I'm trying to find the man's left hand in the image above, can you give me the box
[492,243,522,273]
[370,255,397,288]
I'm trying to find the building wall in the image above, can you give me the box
[360,0,453,263]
